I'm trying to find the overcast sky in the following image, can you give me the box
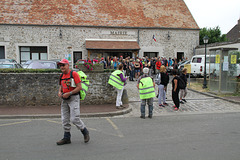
[184,0,240,34]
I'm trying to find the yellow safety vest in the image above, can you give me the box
[139,77,155,99]
[108,70,125,90]
[77,71,89,100]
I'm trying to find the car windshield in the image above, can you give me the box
[28,61,56,69]
[0,64,14,68]
[192,58,202,63]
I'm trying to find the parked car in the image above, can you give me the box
[0,62,23,69]
[178,60,190,72]
[0,59,17,63]
[167,60,188,73]
[22,60,58,69]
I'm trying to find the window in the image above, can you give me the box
[0,46,5,59]
[192,57,202,63]
[144,52,158,58]
[20,47,47,63]
[73,51,82,66]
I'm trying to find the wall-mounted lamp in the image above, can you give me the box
[167,31,171,40]
[59,29,62,39]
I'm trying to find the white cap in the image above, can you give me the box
[143,67,149,74]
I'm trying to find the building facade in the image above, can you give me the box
[0,0,199,67]
[227,19,240,42]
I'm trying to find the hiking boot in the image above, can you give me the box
[140,115,145,119]
[57,132,71,145]
[120,105,126,108]
[56,138,71,145]
[148,115,152,119]
[81,128,90,143]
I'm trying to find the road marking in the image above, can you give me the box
[46,120,97,132]
[105,118,124,138]
[46,118,123,138]
[0,120,32,127]
[46,120,62,124]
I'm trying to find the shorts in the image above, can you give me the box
[135,69,140,73]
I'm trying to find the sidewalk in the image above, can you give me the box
[188,88,240,104]
[0,104,131,119]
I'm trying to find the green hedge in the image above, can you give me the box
[0,68,115,73]
[0,68,62,73]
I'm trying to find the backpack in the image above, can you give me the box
[177,76,186,89]
[155,73,161,85]
[59,70,75,86]
[59,70,89,100]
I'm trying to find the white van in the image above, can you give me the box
[190,55,240,77]
[190,55,217,77]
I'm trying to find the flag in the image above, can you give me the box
[153,35,156,42]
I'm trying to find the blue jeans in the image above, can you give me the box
[158,84,166,105]
[140,98,153,116]
[130,70,134,81]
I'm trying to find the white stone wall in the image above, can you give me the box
[0,25,199,65]
[138,29,199,59]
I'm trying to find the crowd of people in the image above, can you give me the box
[105,55,188,118]
[86,55,188,79]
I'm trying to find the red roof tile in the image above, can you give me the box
[0,0,199,29]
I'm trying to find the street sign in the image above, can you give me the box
[184,64,191,73]
[231,55,237,64]
[215,55,220,63]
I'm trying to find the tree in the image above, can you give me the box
[199,26,228,45]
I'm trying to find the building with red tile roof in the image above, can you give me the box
[0,0,199,65]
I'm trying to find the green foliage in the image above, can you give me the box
[0,68,62,73]
[199,26,228,45]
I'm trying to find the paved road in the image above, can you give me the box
[1,77,240,160]
[1,112,240,160]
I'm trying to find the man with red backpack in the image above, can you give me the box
[57,59,90,145]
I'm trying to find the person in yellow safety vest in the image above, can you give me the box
[137,67,155,119]
[108,63,128,109]
[77,71,89,100]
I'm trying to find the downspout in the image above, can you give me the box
[137,28,140,57]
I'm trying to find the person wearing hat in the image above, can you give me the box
[57,59,90,145]
[137,67,155,119]
[100,57,107,69]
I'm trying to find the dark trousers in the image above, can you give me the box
[130,70,134,81]
[172,90,180,108]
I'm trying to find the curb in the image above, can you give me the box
[188,88,240,105]
[0,106,132,119]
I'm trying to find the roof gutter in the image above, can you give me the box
[0,23,200,31]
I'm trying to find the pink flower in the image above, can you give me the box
[91,68,93,71]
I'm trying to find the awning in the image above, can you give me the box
[85,40,140,50]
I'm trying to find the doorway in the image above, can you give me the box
[0,46,5,59]
[177,52,184,62]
